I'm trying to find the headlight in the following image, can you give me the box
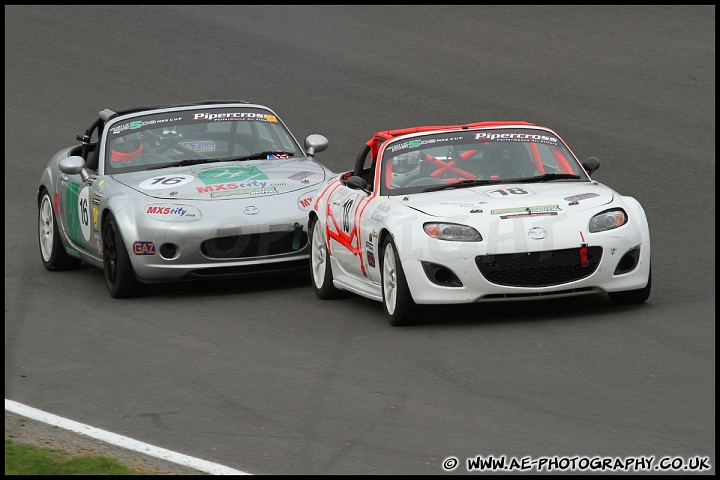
[423,223,482,241]
[589,209,627,232]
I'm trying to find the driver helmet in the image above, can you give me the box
[110,138,144,163]
[390,151,422,187]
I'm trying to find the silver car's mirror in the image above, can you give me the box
[59,156,90,182]
[305,134,328,157]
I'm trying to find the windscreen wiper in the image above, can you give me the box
[145,151,296,170]
[225,150,296,162]
[423,178,503,192]
[512,173,583,183]
[145,158,223,170]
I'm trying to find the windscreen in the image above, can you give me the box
[103,107,301,174]
[379,128,587,195]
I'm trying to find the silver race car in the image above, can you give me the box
[38,100,332,297]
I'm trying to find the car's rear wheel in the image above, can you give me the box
[103,214,144,298]
[381,235,419,326]
[38,189,81,271]
[309,216,343,299]
[609,263,652,305]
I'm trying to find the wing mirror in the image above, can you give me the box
[59,156,91,182]
[582,157,600,176]
[304,134,329,158]
[346,175,370,194]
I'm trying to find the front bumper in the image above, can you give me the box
[401,226,650,304]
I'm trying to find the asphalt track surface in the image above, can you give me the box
[5,5,715,476]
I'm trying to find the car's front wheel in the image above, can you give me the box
[309,216,343,299]
[609,263,652,305]
[38,189,81,271]
[381,235,419,326]
[103,214,144,298]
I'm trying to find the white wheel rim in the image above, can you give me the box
[39,195,54,261]
[383,243,397,315]
[311,220,326,288]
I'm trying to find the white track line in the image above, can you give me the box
[5,399,250,475]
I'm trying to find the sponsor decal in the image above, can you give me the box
[197,166,269,185]
[370,202,392,222]
[474,131,559,145]
[289,171,314,180]
[211,187,277,198]
[267,153,291,159]
[298,194,313,210]
[192,112,277,122]
[139,174,195,190]
[243,206,258,215]
[178,140,216,152]
[133,241,156,255]
[388,136,464,153]
[367,251,376,268]
[64,182,83,245]
[491,205,560,215]
[564,192,600,203]
[93,205,98,229]
[440,201,487,206]
[53,192,61,216]
[196,181,267,193]
[501,212,558,219]
[95,240,103,253]
[365,241,374,251]
[110,117,183,135]
[145,204,200,220]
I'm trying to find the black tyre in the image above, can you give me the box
[309,216,344,299]
[609,263,652,305]
[380,235,419,326]
[37,189,81,271]
[103,214,144,298]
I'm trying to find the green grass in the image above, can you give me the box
[5,438,140,475]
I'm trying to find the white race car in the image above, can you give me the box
[308,121,651,326]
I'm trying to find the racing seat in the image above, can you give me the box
[86,143,101,171]
[479,143,535,179]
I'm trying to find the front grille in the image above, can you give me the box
[185,259,310,279]
[476,246,602,287]
[201,231,308,259]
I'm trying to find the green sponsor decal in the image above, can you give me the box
[197,166,269,185]
[65,182,83,245]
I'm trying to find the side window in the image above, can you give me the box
[350,144,374,191]
[533,143,580,175]
[365,155,376,190]
[257,122,297,152]
[253,122,281,150]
